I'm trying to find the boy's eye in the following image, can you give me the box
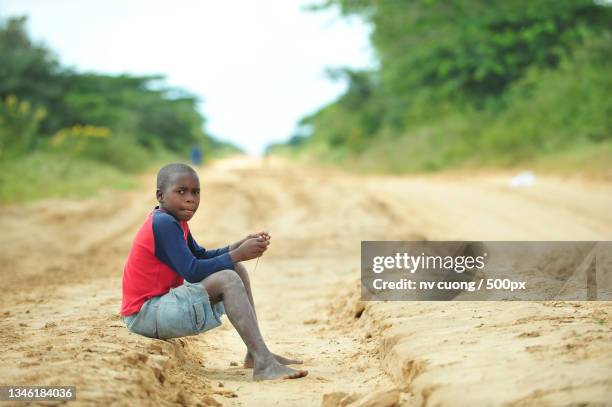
[177,190,185,194]
[194,190,200,195]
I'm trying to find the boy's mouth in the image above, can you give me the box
[182,209,195,216]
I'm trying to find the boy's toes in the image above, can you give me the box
[288,369,308,379]
[245,353,303,369]
[253,364,308,381]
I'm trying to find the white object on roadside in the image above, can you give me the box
[508,171,536,188]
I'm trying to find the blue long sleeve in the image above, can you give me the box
[152,212,234,283]
[187,233,229,259]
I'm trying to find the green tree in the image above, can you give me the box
[286,0,612,170]
[0,16,231,160]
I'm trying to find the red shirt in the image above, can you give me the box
[120,208,233,316]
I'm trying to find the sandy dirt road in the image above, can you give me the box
[1,156,611,406]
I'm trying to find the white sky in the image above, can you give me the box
[1,0,374,154]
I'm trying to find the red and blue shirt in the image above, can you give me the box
[121,208,234,316]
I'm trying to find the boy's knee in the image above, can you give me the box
[217,269,244,288]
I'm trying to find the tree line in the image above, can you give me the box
[0,17,236,171]
[272,0,612,171]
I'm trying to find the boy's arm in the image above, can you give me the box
[187,232,229,259]
[153,214,234,283]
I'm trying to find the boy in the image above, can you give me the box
[121,163,307,381]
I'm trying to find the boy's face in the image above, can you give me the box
[157,171,200,221]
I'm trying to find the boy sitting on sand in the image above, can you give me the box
[121,163,308,381]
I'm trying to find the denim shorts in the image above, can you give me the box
[123,282,225,339]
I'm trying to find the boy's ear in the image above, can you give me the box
[156,188,164,203]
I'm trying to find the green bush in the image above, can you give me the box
[279,1,612,173]
[0,95,46,158]
[50,124,150,172]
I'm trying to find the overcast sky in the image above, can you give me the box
[1,0,374,154]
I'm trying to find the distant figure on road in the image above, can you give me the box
[191,146,202,166]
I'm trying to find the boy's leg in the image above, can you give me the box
[233,263,302,368]
[202,270,307,381]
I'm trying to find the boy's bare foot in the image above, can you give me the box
[253,361,308,381]
[244,352,302,368]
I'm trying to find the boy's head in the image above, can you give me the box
[156,163,200,221]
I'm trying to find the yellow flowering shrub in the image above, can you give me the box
[0,95,47,157]
[51,124,112,152]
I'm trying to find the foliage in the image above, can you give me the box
[0,16,239,202]
[282,0,612,171]
[0,94,46,157]
[0,16,232,158]
[0,151,136,203]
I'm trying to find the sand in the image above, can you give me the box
[0,156,610,406]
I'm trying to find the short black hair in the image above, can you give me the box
[156,163,198,192]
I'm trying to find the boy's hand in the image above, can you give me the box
[229,231,271,251]
[229,237,270,263]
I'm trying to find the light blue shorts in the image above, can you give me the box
[123,282,225,339]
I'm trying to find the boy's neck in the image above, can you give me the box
[155,205,179,221]
[154,205,190,225]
